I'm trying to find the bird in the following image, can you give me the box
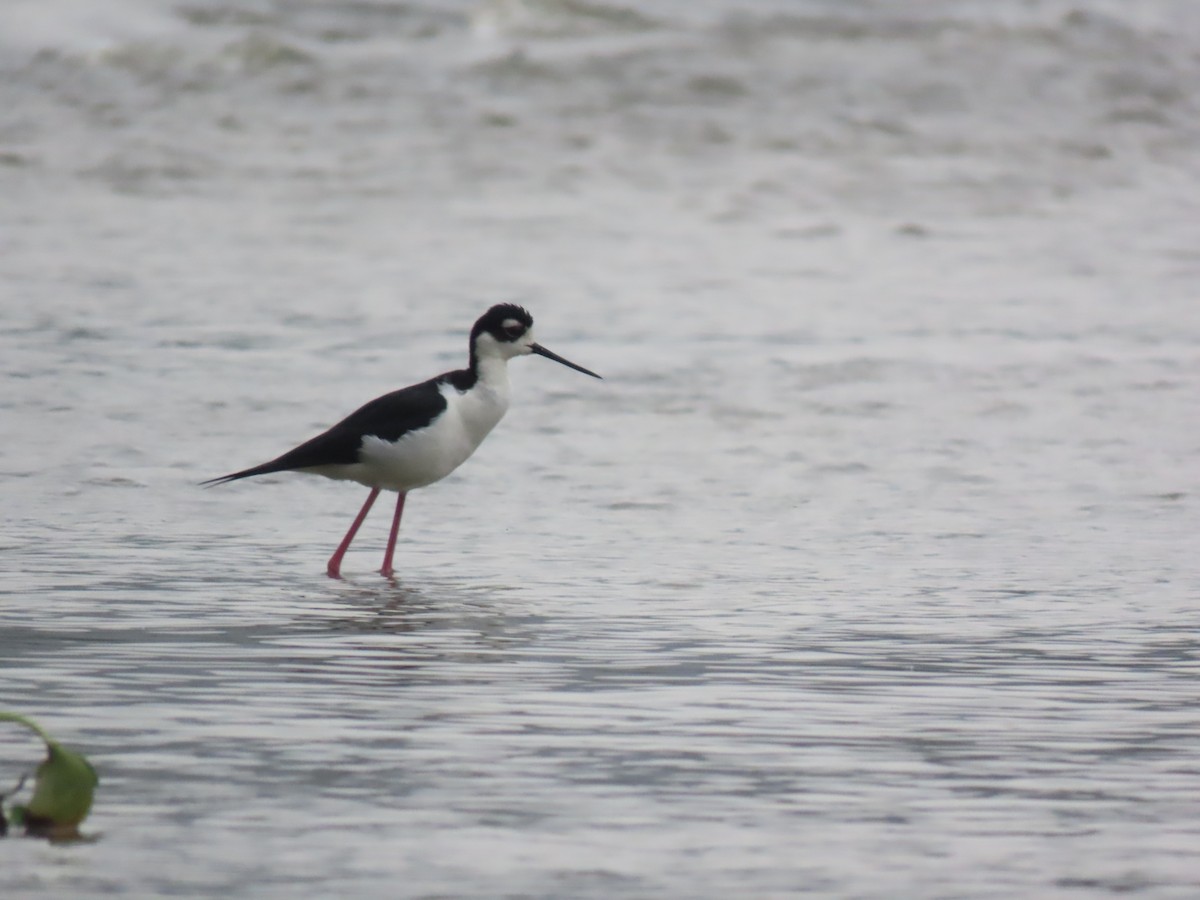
[203,304,600,578]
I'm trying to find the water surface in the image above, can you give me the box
[2,1,1199,896]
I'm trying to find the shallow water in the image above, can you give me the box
[3,1,1200,896]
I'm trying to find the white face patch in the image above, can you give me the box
[475,329,533,362]
[502,318,522,331]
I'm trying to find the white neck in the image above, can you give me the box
[443,353,510,454]
[475,354,511,389]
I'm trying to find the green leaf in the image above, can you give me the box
[0,712,98,837]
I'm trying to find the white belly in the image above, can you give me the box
[308,377,509,492]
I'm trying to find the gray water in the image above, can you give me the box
[3,1,1200,896]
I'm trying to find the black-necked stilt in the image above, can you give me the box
[203,304,600,578]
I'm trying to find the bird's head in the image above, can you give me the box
[471,304,601,378]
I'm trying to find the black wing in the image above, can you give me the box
[202,372,460,486]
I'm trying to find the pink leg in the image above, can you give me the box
[326,487,381,579]
[380,492,407,578]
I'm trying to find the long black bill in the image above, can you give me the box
[531,343,602,379]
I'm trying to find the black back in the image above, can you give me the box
[202,369,470,485]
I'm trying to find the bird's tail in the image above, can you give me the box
[199,460,291,487]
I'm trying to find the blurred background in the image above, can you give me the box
[2,1,1199,896]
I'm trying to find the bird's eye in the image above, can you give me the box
[503,323,526,339]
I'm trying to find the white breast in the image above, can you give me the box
[350,363,511,492]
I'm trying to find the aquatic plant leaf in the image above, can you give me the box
[0,712,98,837]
